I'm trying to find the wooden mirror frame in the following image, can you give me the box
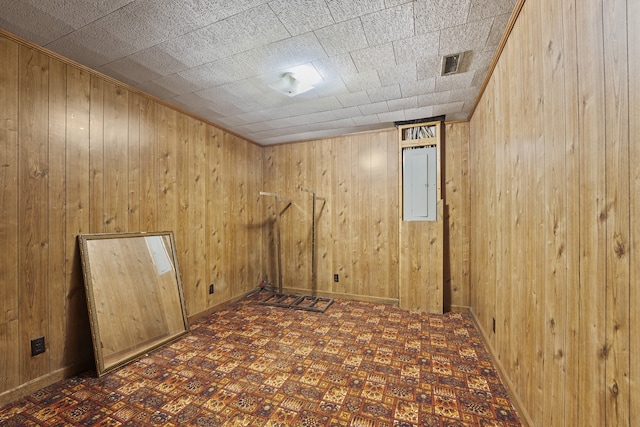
[78,231,189,376]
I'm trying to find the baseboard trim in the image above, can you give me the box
[468,307,534,427]
[0,362,90,408]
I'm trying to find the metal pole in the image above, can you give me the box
[259,192,290,294]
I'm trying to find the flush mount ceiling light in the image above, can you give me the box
[269,72,314,97]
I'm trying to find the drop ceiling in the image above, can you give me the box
[0,0,517,145]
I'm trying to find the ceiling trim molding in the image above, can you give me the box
[467,0,527,121]
[0,29,260,147]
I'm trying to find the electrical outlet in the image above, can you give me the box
[209,284,214,294]
[31,336,46,356]
[333,274,339,282]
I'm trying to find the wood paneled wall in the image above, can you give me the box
[261,131,401,303]
[0,34,263,403]
[261,126,470,309]
[469,0,638,425]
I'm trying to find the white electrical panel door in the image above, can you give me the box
[403,146,437,221]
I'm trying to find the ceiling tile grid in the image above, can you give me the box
[0,0,517,145]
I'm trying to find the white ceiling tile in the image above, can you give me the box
[93,8,166,51]
[269,0,335,36]
[135,80,180,99]
[313,80,351,97]
[336,91,372,108]
[160,28,225,68]
[351,43,396,73]
[448,86,480,103]
[99,57,161,86]
[387,96,418,110]
[439,19,494,56]
[314,18,369,57]
[313,54,359,80]
[468,0,517,21]
[45,26,136,69]
[153,74,201,95]
[385,0,413,7]
[237,33,328,75]
[361,3,414,46]
[432,101,465,115]
[0,1,72,46]
[130,46,187,77]
[367,84,401,103]
[378,110,405,123]
[326,0,386,23]
[333,106,363,119]
[21,0,133,30]
[179,57,256,88]
[377,63,417,87]
[123,0,203,38]
[204,5,291,57]
[177,0,272,25]
[416,55,441,80]
[359,101,389,115]
[341,70,381,92]
[400,78,436,97]
[403,105,435,121]
[486,13,512,47]
[352,114,382,126]
[434,71,475,92]
[418,91,450,106]
[394,32,440,65]
[472,68,489,86]
[414,0,471,34]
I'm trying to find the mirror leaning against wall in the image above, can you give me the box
[78,231,189,376]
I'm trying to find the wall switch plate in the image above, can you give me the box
[31,336,45,356]
[209,284,214,294]
[333,274,339,282]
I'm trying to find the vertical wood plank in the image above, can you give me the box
[127,93,141,232]
[47,58,67,371]
[576,1,607,425]
[64,65,92,367]
[188,120,206,313]
[386,130,399,300]
[561,0,582,424]
[175,113,191,310]
[603,0,630,423]
[18,45,49,381]
[541,0,569,423]
[139,97,157,231]
[102,82,128,233]
[0,35,20,391]
[157,106,177,233]
[89,76,104,233]
[333,136,352,294]
[629,1,640,424]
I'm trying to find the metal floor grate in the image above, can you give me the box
[258,292,334,313]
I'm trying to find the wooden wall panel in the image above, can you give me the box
[0,34,263,403]
[629,1,640,425]
[47,58,67,372]
[64,66,92,369]
[603,0,631,424]
[263,130,408,303]
[443,122,470,309]
[468,0,637,424]
[540,0,569,424]
[18,45,50,382]
[0,35,20,392]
